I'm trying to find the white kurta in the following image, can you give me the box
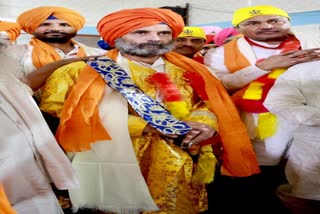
[0,51,79,213]
[264,61,320,200]
[6,41,106,79]
[204,31,320,165]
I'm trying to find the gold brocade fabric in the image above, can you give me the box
[129,60,208,213]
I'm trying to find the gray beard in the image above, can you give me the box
[114,38,174,57]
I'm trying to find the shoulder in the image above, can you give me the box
[77,42,106,55]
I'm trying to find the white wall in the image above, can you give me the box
[2,0,320,26]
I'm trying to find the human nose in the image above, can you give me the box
[50,24,62,31]
[147,33,161,41]
[259,22,274,28]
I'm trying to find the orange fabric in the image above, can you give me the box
[55,65,111,152]
[29,38,86,68]
[0,21,21,42]
[225,36,301,112]
[97,8,184,46]
[224,39,251,73]
[0,185,17,214]
[57,48,260,177]
[17,6,85,34]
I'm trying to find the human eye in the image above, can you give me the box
[271,19,283,24]
[39,23,50,27]
[158,31,172,36]
[245,22,258,27]
[60,23,71,27]
[192,39,204,44]
[133,30,147,35]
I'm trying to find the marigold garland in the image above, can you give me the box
[148,72,190,119]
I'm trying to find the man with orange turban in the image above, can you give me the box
[39,7,259,213]
[204,4,320,213]
[0,20,79,214]
[11,6,105,78]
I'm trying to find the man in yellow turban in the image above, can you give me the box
[172,26,206,62]
[0,20,80,214]
[204,4,320,213]
[39,7,259,213]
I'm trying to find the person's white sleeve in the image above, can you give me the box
[204,46,269,90]
[264,74,320,126]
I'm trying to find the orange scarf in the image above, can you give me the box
[225,36,301,112]
[0,185,17,214]
[56,50,260,177]
[30,38,86,68]
[224,36,301,139]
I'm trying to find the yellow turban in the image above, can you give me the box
[17,6,85,34]
[97,8,184,46]
[232,5,290,27]
[178,26,206,40]
[0,21,21,41]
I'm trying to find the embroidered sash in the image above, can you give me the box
[87,56,191,135]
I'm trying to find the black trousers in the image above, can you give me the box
[205,165,291,214]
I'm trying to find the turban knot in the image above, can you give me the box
[0,21,21,41]
[232,5,290,27]
[17,6,85,33]
[97,8,184,46]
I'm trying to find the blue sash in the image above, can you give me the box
[88,56,191,135]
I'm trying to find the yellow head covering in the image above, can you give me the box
[17,6,85,34]
[232,5,290,27]
[178,26,206,40]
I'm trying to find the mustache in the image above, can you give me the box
[177,45,194,49]
[137,41,163,47]
[44,31,67,34]
[256,30,279,34]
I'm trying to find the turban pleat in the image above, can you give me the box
[232,5,290,27]
[0,21,21,41]
[17,6,85,33]
[97,8,184,46]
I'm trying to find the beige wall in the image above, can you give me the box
[2,0,320,26]
[2,0,320,46]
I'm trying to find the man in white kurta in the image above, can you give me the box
[264,61,320,201]
[0,27,79,214]
[204,4,320,213]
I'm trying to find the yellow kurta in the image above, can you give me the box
[40,59,218,213]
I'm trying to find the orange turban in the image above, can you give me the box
[0,21,21,41]
[17,6,85,34]
[97,8,184,46]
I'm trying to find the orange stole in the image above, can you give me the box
[30,38,86,68]
[0,185,17,214]
[224,36,301,139]
[56,50,259,177]
[108,50,259,177]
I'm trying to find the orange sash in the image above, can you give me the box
[0,185,17,214]
[30,38,86,68]
[56,50,260,177]
[225,36,301,113]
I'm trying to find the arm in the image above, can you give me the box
[204,46,269,91]
[264,67,320,126]
[24,57,90,91]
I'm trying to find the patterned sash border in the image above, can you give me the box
[87,56,191,135]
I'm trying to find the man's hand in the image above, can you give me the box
[256,48,320,71]
[180,121,217,148]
